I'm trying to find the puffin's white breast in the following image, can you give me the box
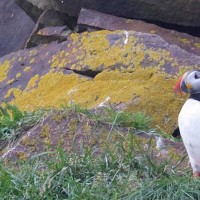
[178,98,200,171]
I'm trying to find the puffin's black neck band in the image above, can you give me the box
[189,93,200,101]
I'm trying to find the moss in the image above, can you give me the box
[44,138,52,146]
[40,124,50,138]
[21,136,37,150]
[21,136,29,146]
[40,124,52,146]
[17,152,27,160]
[167,147,183,162]
[0,60,11,82]
[68,118,79,132]
[52,113,64,122]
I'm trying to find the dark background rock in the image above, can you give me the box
[26,26,70,47]
[0,0,35,57]
[21,0,200,28]
[15,0,42,22]
[26,10,72,48]
[16,0,77,29]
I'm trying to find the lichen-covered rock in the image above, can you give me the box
[1,30,199,131]
[1,110,187,165]
[78,8,200,57]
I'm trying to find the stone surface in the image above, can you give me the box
[37,26,68,36]
[0,109,187,170]
[24,0,200,27]
[0,0,35,57]
[78,8,200,57]
[1,30,199,132]
[26,10,71,48]
[15,0,42,22]
[27,26,70,47]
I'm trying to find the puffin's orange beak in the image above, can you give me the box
[174,76,183,94]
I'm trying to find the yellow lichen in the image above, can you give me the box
[126,19,132,24]
[8,65,182,133]
[150,30,156,34]
[9,71,81,110]
[30,58,35,64]
[194,43,200,48]
[26,74,39,91]
[24,66,31,72]
[44,138,52,146]
[0,60,11,82]
[179,38,190,44]
[30,49,37,56]
[51,30,177,73]
[16,73,21,78]
[4,88,22,99]
[17,152,27,160]
[7,79,14,85]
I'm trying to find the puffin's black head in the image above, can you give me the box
[174,70,200,94]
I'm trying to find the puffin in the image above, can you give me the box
[174,69,200,177]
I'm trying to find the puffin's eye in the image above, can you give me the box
[194,72,200,79]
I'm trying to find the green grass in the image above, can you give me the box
[0,104,47,149]
[0,139,195,200]
[0,104,195,199]
[63,103,151,130]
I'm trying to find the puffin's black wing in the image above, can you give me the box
[172,127,181,138]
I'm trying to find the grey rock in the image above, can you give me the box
[26,10,72,48]
[24,0,200,27]
[0,0,35,57]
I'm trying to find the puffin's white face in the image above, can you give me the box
[174,70,200,94]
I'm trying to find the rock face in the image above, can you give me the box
[0,30,199,132]
[22,0,200,27]
[0,0,35,57]
[78,9,200,57]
